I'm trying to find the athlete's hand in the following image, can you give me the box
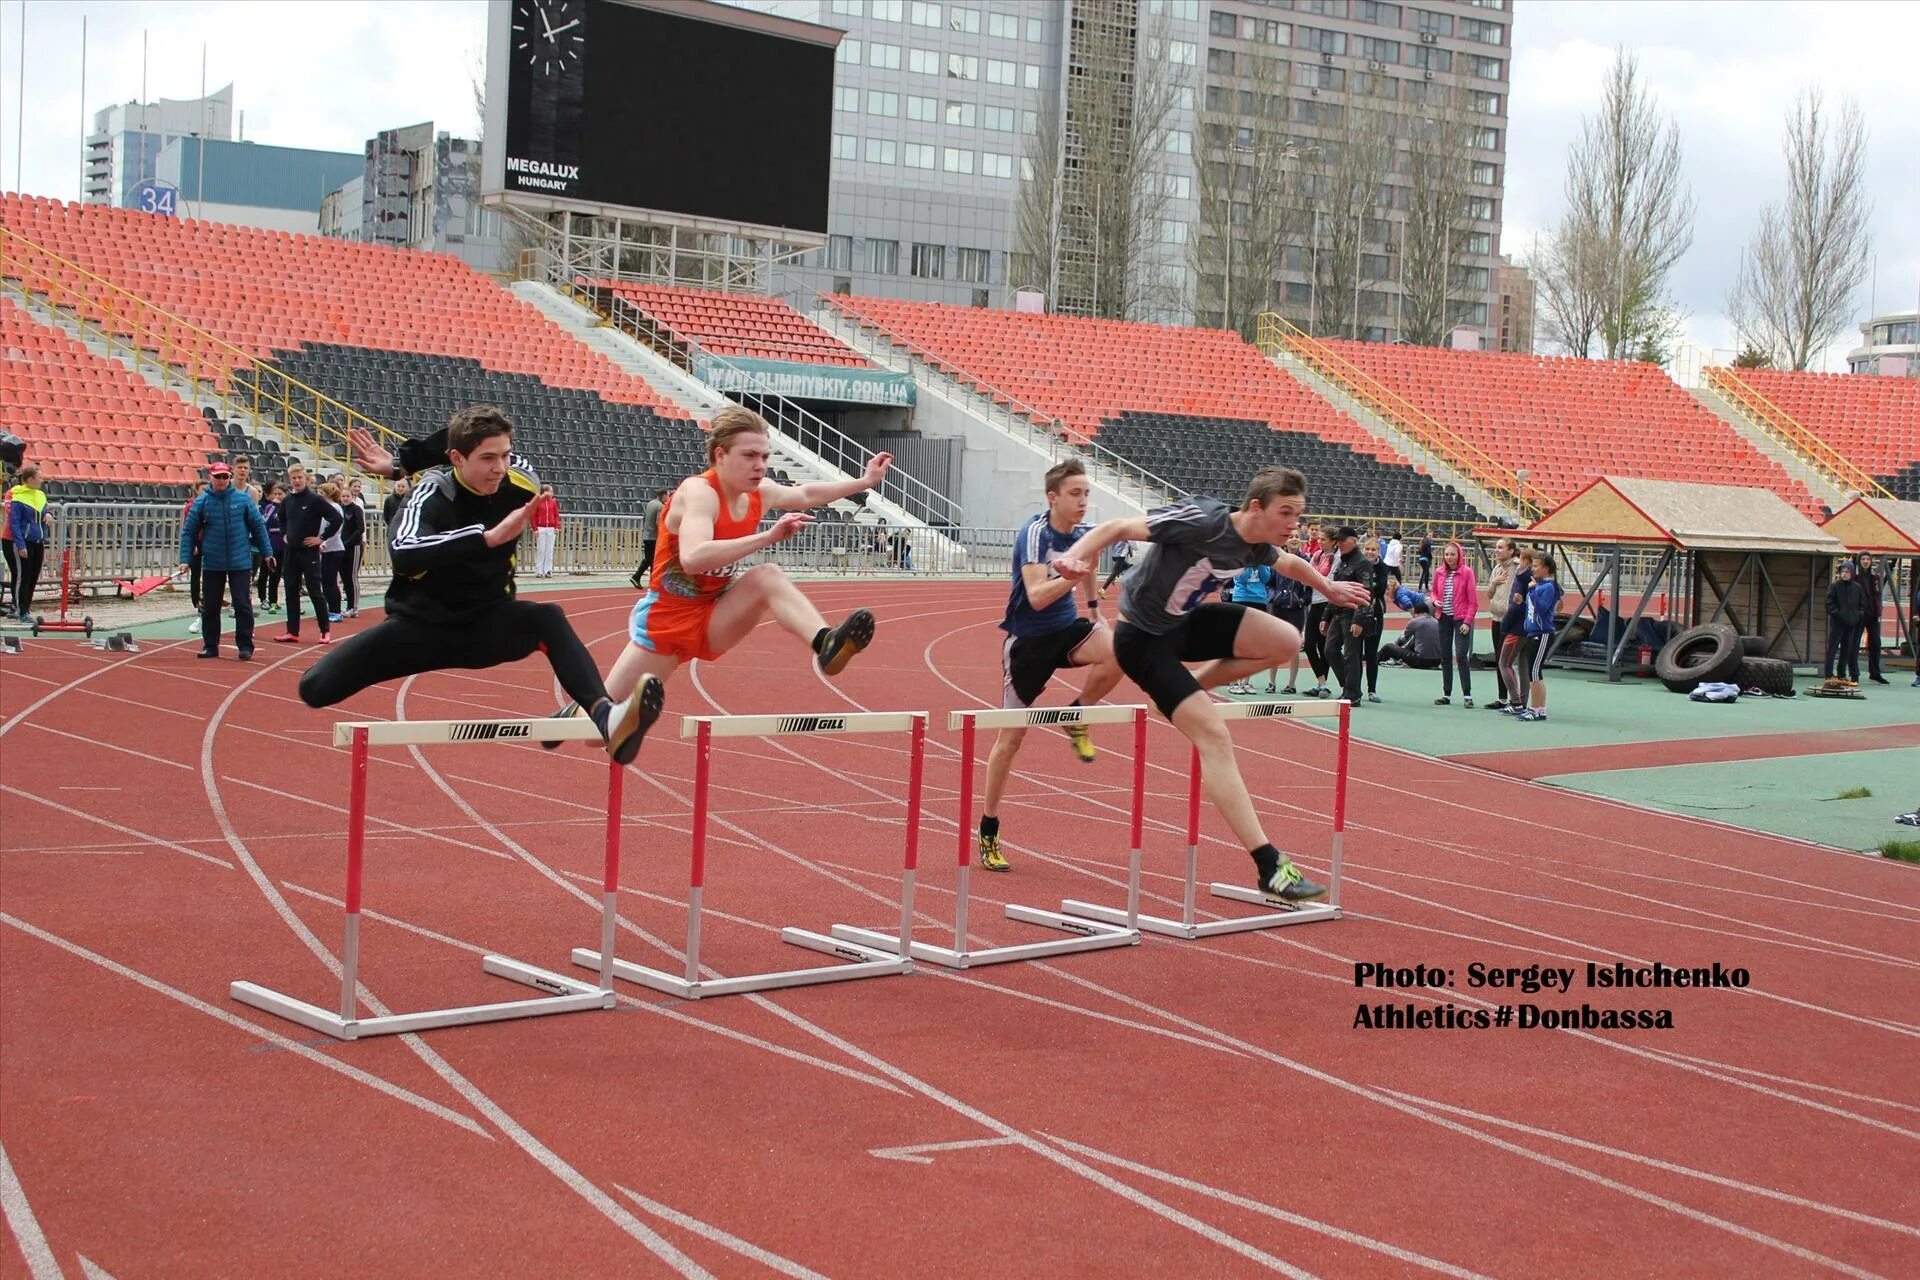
[766,511,814,544]
[1053,554,1091,579]
[1350,623,1363,638]
[861,452,894,488]
[349,427,396,479]
[1326,581,1371,610]
[484,503,531,548]
[302,536,323,548]
[264,556,278,572]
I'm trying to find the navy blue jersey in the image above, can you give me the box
[1003,513,1089,636]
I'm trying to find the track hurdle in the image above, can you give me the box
[572,710,926,999]
[1060,699,1349,938]
[832,705,1147,968]
[231,716,623,1040]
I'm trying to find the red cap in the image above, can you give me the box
[208,462,232,477]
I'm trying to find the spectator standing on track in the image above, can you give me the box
[1416,532,1434,590]
[183,478,208,627]
[1855,552,1888,684]
[305,408,657,766]
[1356,535,1390,702]
[257,481,286,613]
[1482,538,1520,664]
[1514,554,1563,722]
[318,481,350,621]
[382,476,410,524]
[1380,601,1443,669]
[1301,525,1337,698]
[1491,549,1535,712]
[273,463,341,645]
[6,464,49,621]
[1,481,16,614]
[632,487,668,589]
[337,481,367,618]
[531,483,561,579]
[1322,527,1385,706]
[1226,559,1279,694]
[177,461,273,660]
[1824,559,1865,683]
[1264,532,1311,693]
[1383,531,1405,586]
[973,459,1126,873]
[1056,469,1370,903]
[1911,571,1919,689]
[1101,537,1135,593]
[1431,540,1479,707]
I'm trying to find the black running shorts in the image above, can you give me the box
[1113,603,1248,718]
[1001,617,1098,708]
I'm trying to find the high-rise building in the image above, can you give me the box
[1847,310,1918,377]
[321,125,505,274]
[1494,254,1533,353]
[84,87,235,210]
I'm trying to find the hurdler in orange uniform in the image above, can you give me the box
[546,405,889,734]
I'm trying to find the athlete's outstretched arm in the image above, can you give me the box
[760,452,893,511]
[1053,516,1149,579]
[672,478,811,575]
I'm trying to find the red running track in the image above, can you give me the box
[2,581,1917,1278]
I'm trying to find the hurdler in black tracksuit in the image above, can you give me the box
[296,439,617,715]
[280,486,342,638]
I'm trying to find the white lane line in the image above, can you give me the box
[0,1138,63,1280]
[0,786,232,870]
[614,1185,835,1280]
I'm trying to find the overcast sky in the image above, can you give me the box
[2,0,1914,370]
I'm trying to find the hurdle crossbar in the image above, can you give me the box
[1061,699,1348,939]
[832,705,1146,968]
[232,720,623,1041]
[573,711,925,998]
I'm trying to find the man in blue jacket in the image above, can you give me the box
[178,461,274,660]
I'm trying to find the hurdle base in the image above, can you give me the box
[230,956,612,1042]
[830,904,1138,969]
[1061,891,1338,940]
[570,931,908,1000]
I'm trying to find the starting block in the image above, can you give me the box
[0,636,20,654]
[232,715,623,1040]
[573,710,926,999]
[1060,699,1349,939]
[832,705,1146,968]
[91,632,137,652]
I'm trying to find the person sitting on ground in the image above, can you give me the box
[1055,468,1370,903]
[1379,601,1443,669]
[315,407,659,766]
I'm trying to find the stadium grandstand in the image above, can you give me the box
[1712,365,1920,501]
[605,282,870,369]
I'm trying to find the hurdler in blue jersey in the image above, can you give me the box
[296,408,661,765]
[974,459,1125,873]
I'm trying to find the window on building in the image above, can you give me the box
[945,100,977,126]
[948,53,979,79]
[835,38,862,63]
[1470,126,1500,149]
[904,143,935,168]
[907,94,937,121]
[1174,84,1195,109]
[1466,231,1492,255]
[1026,16,1043,40]
[1209,11,1236,37]
[869,42,900,68]
[1020,156,1034,181]
[872,0,904,19]
[1354,1,1400,25]
[987,11,1018,37]
[1166,39,1198,64]
[832,133,857,160]
[956,246,990,282]
[1465,195,1495,220]
[950,6,980,32]
[1208,48,1236,75]
[983,104,1014,130]
[826,235,854,270]
[1413,9,1452,36]
[831,0,862,15]
[1354,36,1400,62]
[1024,63,1040,88]
[1021,109,1037,134]
[1467,54,1504,80]
[909,2,940,27]
[912,242,945,278]
[942,147,975,173]
[1295,62,1343,90]
[1408,46,1452,72]
[987,59,1015,84]
[1472,90,1502,114]
[865,137,897,164]
[1165,130,1192,154]
[1163,172,1191,200]
[1470,160,1497,184]
[1460,17,1504,44]
[835,86,859,112]
[1299,0,1344,15]
[1298,27,1346,55]
[1161,220,1188,245]
[868,90,899,117]
[981,151,1013,178]
[870,238,899,273]
[909,48,939,75]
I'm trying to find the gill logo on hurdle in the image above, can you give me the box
[1023,707,1088,726]
[774,715,850,734]
[1239,703,1297,717]
[448,722,534,741]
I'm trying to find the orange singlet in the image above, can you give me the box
[628,470,764,662]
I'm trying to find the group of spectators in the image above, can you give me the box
[1824,551,1911,686]
[178,456,373,658]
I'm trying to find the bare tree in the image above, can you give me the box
[1189,55,1296,337]
[1531,49,1695,358]
[1015,9,1188,320]
[1289,82,1394,340]
[1012,99,1064,296]
[1727,89,1873,371]
[1398,86,1474,347]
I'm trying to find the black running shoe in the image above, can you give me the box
[1260,857,1329,903]
[600,675,665,767]
[539,701,581,750]
[815,608,875,677]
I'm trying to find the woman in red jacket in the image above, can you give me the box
[1430,540,1480,706]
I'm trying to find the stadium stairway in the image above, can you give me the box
[512,279,966,545]
[1683,383,1851,510]
[1704,364,1920,504]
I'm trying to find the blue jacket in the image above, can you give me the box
[1523,578,1563,637]
[180,486,271,572]
[6,486,48,545]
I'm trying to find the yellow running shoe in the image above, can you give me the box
[978,832,1010,872]
[1064,722,1095,764]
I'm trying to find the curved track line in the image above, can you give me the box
[0,1137,63,1280]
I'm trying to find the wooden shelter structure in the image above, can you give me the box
[1481,477,1847,680]
[1821,496,1920,666]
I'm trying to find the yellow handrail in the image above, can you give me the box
[1704,365,1891,501]
[0,225,403,480]
[1254,311,1541,520]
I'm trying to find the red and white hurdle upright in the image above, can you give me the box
[230,715,623,1041]
[572,710,927,999]
[1060,698,1349,938]
[831,704,1147,967]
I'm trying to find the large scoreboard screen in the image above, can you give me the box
[484,0,838,236]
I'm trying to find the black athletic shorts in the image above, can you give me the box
[1113,603,1248,718]
[1001,617,1097,708]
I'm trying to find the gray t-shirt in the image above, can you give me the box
[1118,497,1280,635]
[643,498,664,539]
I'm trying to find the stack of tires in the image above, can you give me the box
[1654,625,1794,696]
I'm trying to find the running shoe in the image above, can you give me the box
[540,700,582,750]
[815,608,875,677]
[1367,693,1381,703]
[272,633,299,644]
[978,832,1010,872]
[1260,857,1328,903]
[1065,722,1095,763]
[599,674,665,767]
